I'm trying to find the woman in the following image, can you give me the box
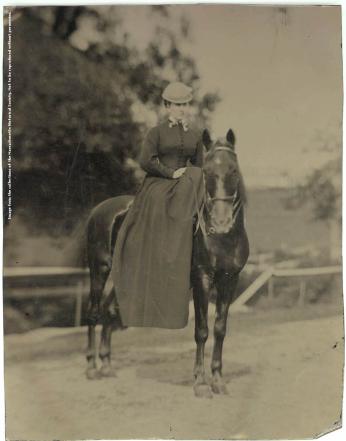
[110,82,205,329]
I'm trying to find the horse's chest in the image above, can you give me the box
[206,252,217,271]
[206,236,239,269]
[193,230,239,275]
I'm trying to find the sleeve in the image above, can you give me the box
[138,127,175,179]
[190,133,205,168]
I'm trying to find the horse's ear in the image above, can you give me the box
[226,129,236,147]
[202,129,213,150]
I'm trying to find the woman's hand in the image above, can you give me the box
[172,167,186,179]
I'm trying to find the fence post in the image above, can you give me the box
[230,267,274,310]
[297,279,307,307]
[268,276,274,300]
[74,279,83,327]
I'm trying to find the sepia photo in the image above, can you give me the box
[1,2,344,440]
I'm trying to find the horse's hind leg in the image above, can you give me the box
[192,268,213,399]
[99,288,122,377]
[86,323,100,380]
[211,272,239,394]
[86,263,110,380]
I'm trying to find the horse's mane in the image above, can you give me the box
[204,138,248,205]
[238,170,247,205]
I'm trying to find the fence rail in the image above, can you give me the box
[3,267,89,278]
[273,266,342,277]
[231,265,342,311]
[3,267,90,326]
[3,264,343,324]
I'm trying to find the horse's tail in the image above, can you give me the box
[62,212,92,268]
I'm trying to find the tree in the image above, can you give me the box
[3,6,219,236]
[284,134,341,262]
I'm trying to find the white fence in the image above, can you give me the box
[3,265,343,325]
[230,265,342,311]
[3,267,89,326]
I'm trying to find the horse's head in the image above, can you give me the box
[202,128,246,234]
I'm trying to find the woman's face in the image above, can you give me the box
[167,102,191,121]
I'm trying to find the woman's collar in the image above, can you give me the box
[167,116,189,132]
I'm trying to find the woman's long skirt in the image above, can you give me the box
[110,166,205,329]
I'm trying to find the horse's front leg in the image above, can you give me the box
[192,268,213,399]
[211,271,239,394]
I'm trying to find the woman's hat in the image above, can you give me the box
[162,82,193,104]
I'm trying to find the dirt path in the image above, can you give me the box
[5,312,344,440]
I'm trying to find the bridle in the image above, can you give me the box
[205,191,237,206]
[204,145,239,206]
[200,145,242,235]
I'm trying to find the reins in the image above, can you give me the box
[190,173,208,238]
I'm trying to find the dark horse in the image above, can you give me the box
[85,128,249,398]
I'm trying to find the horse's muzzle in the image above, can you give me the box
[210,205,234,234]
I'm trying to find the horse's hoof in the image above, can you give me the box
[86,368,102,380]
[193,383,213,399]
[211,377,229,395]
[99,365,117,378]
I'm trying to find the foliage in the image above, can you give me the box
[285,158,341,222]
[3,6,219,235]
[284,133,341,223]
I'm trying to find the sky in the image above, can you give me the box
[116,4,342,188]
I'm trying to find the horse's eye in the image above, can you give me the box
[205,171,218,180]
[224,172,238,191]
[206,175,217,195]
